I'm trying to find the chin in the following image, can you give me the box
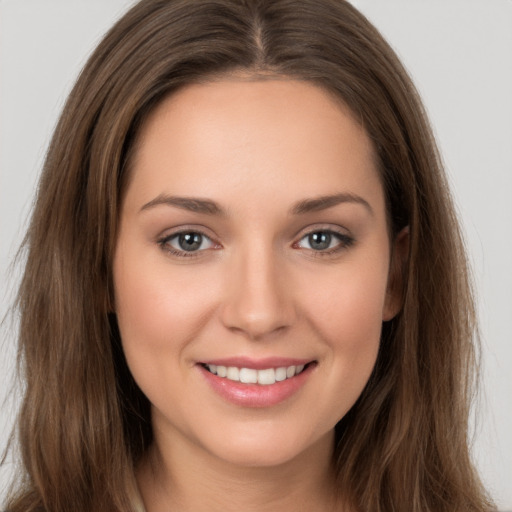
[199,424,334,469]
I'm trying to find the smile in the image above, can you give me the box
[204,364,307,385]
[199,360,316,407]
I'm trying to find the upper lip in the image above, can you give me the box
[198,356,315,370]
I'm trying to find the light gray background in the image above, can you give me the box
[1,0,511,508]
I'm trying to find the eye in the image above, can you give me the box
[159,231,216,255]
[296,230,354,253]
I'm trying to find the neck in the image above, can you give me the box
[137,427,342,512]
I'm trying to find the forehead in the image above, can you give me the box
[127,79,384,215]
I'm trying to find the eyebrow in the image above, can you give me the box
[140,195,225,215]
[140,192,373,216]
[290,193,373,216]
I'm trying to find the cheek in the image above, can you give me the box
[112,251,227,430]
[298,256,389,402]
[304,256,389,342]
[112,247,221,368]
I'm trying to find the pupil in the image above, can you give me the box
[309,232,331,250]
[179,232,202,251]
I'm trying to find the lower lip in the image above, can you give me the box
[198,364,315,408]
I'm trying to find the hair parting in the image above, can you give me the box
[3,1,494,511]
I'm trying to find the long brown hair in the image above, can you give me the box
[4,1,495,511]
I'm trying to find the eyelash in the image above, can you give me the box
[294,230,355,256]
[157,230,217,258]
[157,228,355,259]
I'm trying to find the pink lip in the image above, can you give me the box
[197,360,316,408]
[199,356,312,370]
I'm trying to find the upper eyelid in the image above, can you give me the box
[158,230,219,258]
[157,225,218,242]
[164,231,213,243]
[156,224,353,247]
[160,231,218,250]
[294,223,351,239]
[299,229,348,240]
[296,229,353,246]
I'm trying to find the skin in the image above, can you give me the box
[113,78,406,511]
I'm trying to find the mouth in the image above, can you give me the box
[197,357,317,407]
[201,362,313,386]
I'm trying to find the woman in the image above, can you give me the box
[3,0,495,511]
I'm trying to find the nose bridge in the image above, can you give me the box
[221,239,293,339]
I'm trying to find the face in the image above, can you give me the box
[113,79,402,469]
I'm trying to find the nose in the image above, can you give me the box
[220,245,296,340]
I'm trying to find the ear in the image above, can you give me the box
[382,226,409,321]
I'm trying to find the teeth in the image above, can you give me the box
[239,368,258,384]
[257,368,275,385]
[206,364,307,385]
[226,366,239,380]
[286,365,296,378]
[275,367,287,381]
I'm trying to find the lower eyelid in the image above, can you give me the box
[297,230,353,247]
[157,228,354,258]
[158,230,217,255]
